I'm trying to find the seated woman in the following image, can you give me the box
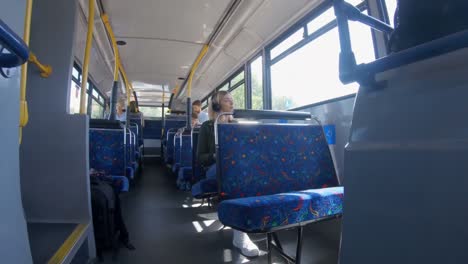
[128,100,145,127]
[116,99,127,122]
[197,91,260,257]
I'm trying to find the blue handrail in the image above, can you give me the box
[356,30,468,81]
[0,19,29,68]
[333,0,468,85]
[341,2,393,34]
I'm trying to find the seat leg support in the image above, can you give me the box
[296,226,304,264]
[267,233,273,264]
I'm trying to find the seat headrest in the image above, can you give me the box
[90,119,124,129]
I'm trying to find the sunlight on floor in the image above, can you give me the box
[192,221,204,233]
[223,249,232,262]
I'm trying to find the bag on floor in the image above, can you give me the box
[91,178,119,260]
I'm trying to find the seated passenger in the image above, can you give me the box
[191,112,200,127]
[193,99,208,123]
[197,91,260,257]
[128,100,145,127]
[116,99,127,122]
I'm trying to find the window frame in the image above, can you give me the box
[71,62,107,117]
[200,0,387,111]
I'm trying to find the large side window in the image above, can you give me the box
[385,0,397,27]
[69,62,106,117]
[139,106,163,118]
[270,2,375,110]
[229,70,245,109]
[249,56,263,110]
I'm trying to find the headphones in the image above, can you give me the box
[211,93,221,112]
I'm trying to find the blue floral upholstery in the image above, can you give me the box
[164,131,176,164]
[217,124,339,199]
[215,123,342,234]
[218,186,343,232]
[89,129,127,177]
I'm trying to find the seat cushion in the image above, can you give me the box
[191,178,218,199]
[218,186,344,232]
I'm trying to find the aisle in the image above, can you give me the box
[102,160,341,263]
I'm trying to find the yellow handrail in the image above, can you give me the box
[102,14,134,105]
[187,44,209,98]
[19,0,33,144]
[118,60,132,105]
[101,14,119,82]
[29,52,52,78]
[79,0,95,114]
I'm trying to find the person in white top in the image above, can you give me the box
[116,99,127,122]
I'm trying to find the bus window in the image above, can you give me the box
[385,0,397,27]
[231,83,245,109]
[139,106,163,118]
[91,98,104,119]
[271,28,304,60]
[250,56,263,110]
[218,83,229,91]
[271,8,374,110]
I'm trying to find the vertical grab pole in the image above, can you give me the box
[186,44,209,130]
[101,13,120,120]
[333,0,357,84]
[19,0,33,143]
[80,0,95,114]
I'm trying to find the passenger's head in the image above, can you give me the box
[117,98,126,114]
[208,91,233,120]
[129,101,138,113]
[192,100,202,115]
[191,112,199,127]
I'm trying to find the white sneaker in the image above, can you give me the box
[232,230,260,257]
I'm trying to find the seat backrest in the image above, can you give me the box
[143,119,162,140]
[165,130,176,160]
[217,123,339,199]
[191,129,203,182]
[89,128,126,176]
[180,133,192,168]
[164,120,186,137]
[173,132,181,165]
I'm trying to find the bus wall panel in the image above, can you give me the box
[0,1,34,263]
[19,0,94,245]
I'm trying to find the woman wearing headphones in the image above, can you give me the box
[196,91,260,257]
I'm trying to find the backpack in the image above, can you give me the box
[389,0,468,52]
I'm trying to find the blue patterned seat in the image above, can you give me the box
[164,130,176,164]
[125,130,138,173]
[191,130,204,183]
[191,178,217,199]
[89,128,133,180]
[128,114,144,147]
[177,134,193,190]
[172,133,181,174]
[216,123,343,232]
[218,186,343,232]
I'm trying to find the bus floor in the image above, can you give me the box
[102,159,341,264]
